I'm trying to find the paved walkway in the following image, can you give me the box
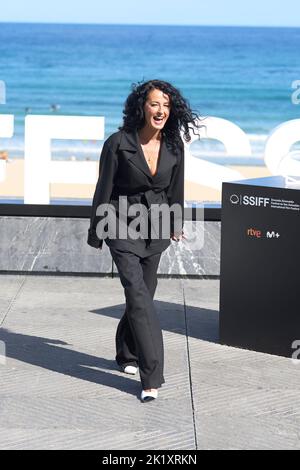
[0,274,299,450]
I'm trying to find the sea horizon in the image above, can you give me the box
[1,21,300,29]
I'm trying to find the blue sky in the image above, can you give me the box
[0,0,299,27]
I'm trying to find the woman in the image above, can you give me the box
[87,79,202,402]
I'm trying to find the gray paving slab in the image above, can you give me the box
[0,275,299,449]
[0,275,26,324]
[183,279,300,450]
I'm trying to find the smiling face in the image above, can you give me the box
[143,88,171,131]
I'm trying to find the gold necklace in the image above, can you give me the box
[141,139,160,166]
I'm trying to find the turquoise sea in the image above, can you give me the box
[0,22,300,165]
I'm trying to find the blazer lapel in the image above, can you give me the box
[118,128,176,180]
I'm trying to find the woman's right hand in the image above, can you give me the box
[171,232,186,242]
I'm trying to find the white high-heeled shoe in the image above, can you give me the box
[141,389,158,402]
[122,365,138,375]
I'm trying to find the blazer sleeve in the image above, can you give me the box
[166,143,185,237]
[87,135,118,249]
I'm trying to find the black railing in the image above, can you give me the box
[0,200,221,221]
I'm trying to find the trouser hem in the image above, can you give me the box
[141,379,165,389]
[117,360,138,368]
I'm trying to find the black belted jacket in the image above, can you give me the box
[87,128,184,256]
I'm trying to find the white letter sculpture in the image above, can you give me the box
[183,117,251,190]
[24,115,105,204]
[264,119,300,177]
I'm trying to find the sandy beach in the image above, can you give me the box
[0,158,272,202]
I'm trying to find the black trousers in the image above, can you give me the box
[109,246,165,389]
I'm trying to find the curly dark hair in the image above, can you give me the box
[118,79,204,155]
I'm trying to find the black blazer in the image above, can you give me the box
[87,128,184,255]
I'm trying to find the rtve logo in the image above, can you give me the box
[247,228,262,238]
[247,228,280,239]
[230,194,270,207]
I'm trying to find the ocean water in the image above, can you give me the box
[0,22,300,165]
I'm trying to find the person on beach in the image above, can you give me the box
[87,79,202,402]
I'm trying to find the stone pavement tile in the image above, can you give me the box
[187,339,300,450]
[0,360,194,449]
[4,275,300,449]
[0,275,25,324]
[196,415,300,450]
[184,279,300,450]
[0,275,195,450]
[0,427,196,450]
